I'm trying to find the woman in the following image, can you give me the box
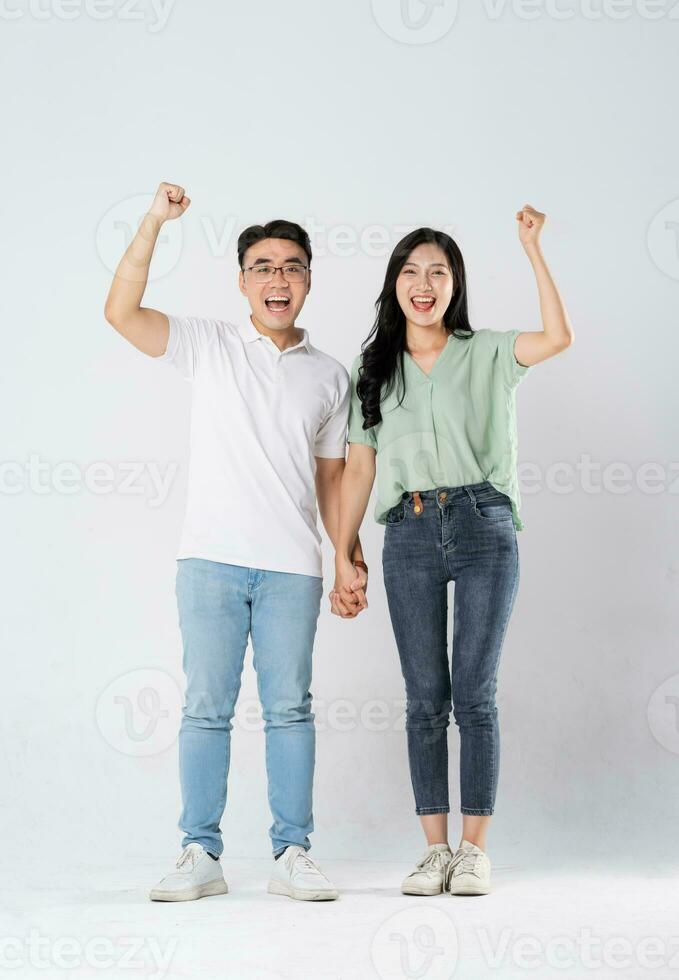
[331,206,573,896]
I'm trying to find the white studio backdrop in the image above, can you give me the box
[1,0,677,871]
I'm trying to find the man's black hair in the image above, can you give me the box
[237,219,312,269]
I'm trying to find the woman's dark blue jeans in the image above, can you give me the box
[382,481,520,817]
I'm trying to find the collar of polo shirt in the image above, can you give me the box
[237,317,311,353]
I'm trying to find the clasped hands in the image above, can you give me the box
[329,555,369,619]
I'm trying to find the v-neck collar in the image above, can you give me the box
[404,334,454,383]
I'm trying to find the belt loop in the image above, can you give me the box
[464,486,476,506]
[412,491,423,515]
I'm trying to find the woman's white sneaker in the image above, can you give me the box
[149,842,229,902]
[446,840,491,896]
[267,845,339,901]
[401,843,453,895]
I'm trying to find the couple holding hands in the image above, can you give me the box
[104,181,573,903]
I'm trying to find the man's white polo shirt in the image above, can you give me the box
[158,314,350,578]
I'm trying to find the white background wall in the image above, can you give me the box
[2,0,678,869]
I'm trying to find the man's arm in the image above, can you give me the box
[315,457,364,564]
[330,443,375,617]
[104,182,190,357]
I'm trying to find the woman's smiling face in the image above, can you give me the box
[395,242,454,327]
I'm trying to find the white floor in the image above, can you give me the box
[3,858,677,979]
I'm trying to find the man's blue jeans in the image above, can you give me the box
[175,558,323,857]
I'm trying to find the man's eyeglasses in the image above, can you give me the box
[242,263,309,284]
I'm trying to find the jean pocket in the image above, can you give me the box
[472,487,513,522]
[385,501,406,526]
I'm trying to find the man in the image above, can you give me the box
[104,181,367,902]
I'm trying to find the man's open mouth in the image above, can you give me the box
[265,295,291,314]
[411,295,436,313]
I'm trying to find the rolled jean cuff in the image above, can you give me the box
[415,806,450,815]
[460,807,494,816]
[273,843,311,858]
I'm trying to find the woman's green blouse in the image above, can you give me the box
[347,329,533,530]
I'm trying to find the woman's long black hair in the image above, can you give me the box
[356,227,474,430]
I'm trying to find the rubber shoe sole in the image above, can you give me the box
[267,878,338,901]
[401,881,445,896]
[149,878,229,902]
[448,882,490,896]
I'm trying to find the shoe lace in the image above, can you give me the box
[414,849,450,876]
[446,847,481,883]
[176,844,201,871]
[287,849,319,874]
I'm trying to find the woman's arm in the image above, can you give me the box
[513,204,575,368]
[315,456,364,563]
[331,443,376,619]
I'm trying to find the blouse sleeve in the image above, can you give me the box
[496,329,533,389]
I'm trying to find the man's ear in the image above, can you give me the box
[306,269,312,295]
[238,269,247,296]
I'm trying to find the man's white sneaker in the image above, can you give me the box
[445,839,491,896]
[401,843,453,896]
[149,842,228,902]
[267,845,339,901]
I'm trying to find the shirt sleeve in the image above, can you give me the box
[313,365,351,458]
[156,315,214,382]
[347,354,378,449]
[496,329,533,388]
